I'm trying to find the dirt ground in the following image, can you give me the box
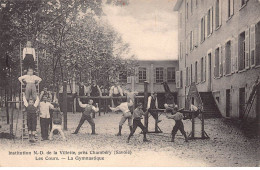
[0,110,259,167]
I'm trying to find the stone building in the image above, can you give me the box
[174,0,260,120]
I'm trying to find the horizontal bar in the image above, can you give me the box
[71,96,144,99]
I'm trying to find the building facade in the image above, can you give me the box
[120,60,179,107]
[174,0,260,119]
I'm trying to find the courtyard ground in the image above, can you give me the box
[0,110,259,167]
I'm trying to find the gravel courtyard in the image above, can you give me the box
[0,111,259,167]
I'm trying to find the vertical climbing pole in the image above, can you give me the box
[63,81,68,130]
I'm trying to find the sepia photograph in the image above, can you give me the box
[0,0,259,167]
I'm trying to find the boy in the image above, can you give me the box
[109,82,123,107]
[18,68,42,101]
[72,98,99,135]
[165,104,188,142]
[147,92,161,124]
[22,92,39,143]
[109,100,133,136]
[49,103,66,141]
[127,102,149,143]
[39,95,57,141]
[23,41,36,71]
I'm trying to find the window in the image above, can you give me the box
[225,41,232,75]
[207,9,211,36]
[214,47,220,77]
[155,67,163,83]
[119,71,127,83]
[227,0,234,19]
[200,17,205,42]
[206,7,213,36]
[215,0,220,28]
[195,61,198,83]
[239,32,246,70]
[138,67,147,83]
[167,67,176,83]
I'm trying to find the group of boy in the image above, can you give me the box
[19,41,65,143]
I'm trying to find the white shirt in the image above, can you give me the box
[147,96,158,109]
[23,95,39,107]
[111,101,133,113]
[23,47,36,60]
[39,102,54,118]
[109,86,123,96]
[18,75,42,84]
[190,104,198,111]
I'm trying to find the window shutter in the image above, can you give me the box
[192,31,194,50]
[230,0,234,16]
[245,28,250,68]
[219,0,222,26]
[231,38,235,73]
[146,67,150,83]
[205,15,208,38]
[163,68,167,82]
[219,46,223,76]
[211,7,213,34]
[213,3,216,30]
[176,71,180,88]
[135,67,139,83]
[154,68,156,83]
[250,24,256,67]
[199,23,201,43]
[204,56,206,81]
[198,61,201,82]
[234,36,238,71]
[223,46,226,75]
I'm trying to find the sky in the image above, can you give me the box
[103,0,178,60]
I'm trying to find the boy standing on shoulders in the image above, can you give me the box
[127,103,149,143]
[165,104,188,142]
[22,92,39,143]
[18,68,42,101]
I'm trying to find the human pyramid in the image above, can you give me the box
[18,41,189,144]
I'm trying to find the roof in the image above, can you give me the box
[173,0,183,11]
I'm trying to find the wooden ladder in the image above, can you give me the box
[20,43,40,142]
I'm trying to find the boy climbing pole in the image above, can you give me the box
[22,92,39,143]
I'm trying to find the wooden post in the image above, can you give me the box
[191,111,195,138]
[98,98,101,116]
[10,103,14,135]
[63,81,68,130]
[201,111,205,138]
[144,81,149,129]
